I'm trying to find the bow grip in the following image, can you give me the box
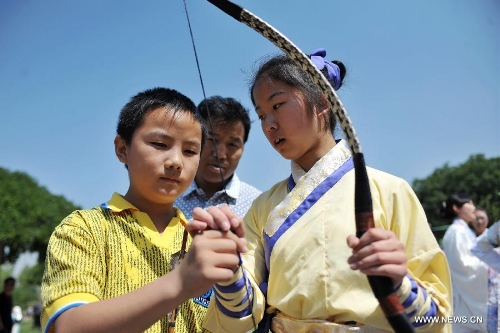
[353,152,373,237]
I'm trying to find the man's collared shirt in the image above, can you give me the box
[175,173,261,220]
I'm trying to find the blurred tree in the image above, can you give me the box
[0,265,13,285]
[412,154,500,241]
[0,167,80,265]
[12,263,44,309]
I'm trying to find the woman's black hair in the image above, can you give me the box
[440,193,472,219]
[249,54,346,133]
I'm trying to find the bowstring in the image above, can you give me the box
[182,0,227,200]
[181,0,257,329]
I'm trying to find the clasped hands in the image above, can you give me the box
[178,205,247,298]
[181,204,407,295]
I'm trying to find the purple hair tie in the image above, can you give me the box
[309,48,341,91]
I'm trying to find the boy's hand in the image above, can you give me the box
[187,204,247,252]
[346,228,407,288]
[179,229,242,297]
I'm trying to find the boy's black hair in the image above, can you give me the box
[117,87,207,146]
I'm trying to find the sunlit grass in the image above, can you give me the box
[19,318,41,333]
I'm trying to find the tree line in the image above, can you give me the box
[0,167,80,309]
[412,154,500,241]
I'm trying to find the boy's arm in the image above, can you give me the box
[44,213,241,333]
[53,268,190,333]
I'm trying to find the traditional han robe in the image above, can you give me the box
[204,140,452,333]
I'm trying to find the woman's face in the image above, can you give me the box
[471,210,489,236]
[454,201,476,224]
[252,77,333,171]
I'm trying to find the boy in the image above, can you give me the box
[41,88,246,333]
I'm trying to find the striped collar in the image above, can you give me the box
[100,192,188,226]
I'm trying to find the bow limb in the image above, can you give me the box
[207,1,415,332]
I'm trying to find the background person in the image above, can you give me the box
[472,216,500,274]
[472,209,500,333]
[10,305,22,333]
[176,96,261,220]
[470,207,490,236]
[0,277,15,333]
[442,193,490,333]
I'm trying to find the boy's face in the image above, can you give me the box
[115,107,202,206]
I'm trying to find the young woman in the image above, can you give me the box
[192,49,452,333]
[472,209,500,273]
[471,208,500,333]
[442,193,491,332]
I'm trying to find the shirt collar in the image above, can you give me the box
[290,139,351,185]
[182,181,199,198]
[180,173,241,200]
[101,192,188,226]
[454,218,469,227]
[224,173,241,199]
[100,192,138,212]
[454,218,476,238]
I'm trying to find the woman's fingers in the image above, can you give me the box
[191,205,246,239]
[192,206,225,230]
[217,204,246,238]
[346,228,407,286]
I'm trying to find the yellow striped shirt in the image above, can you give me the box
[41,192,211,333]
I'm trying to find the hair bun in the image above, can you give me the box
[332,60,346,81]
[309,48,343,90]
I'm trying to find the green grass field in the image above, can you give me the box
[19,318,41,333]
